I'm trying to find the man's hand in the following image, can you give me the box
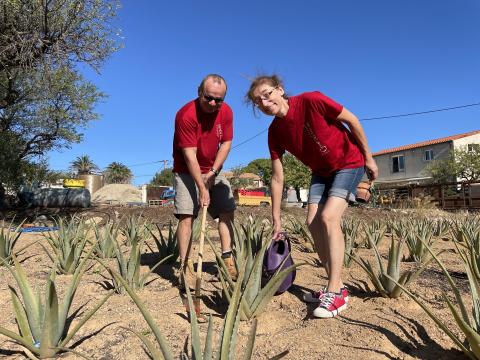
[199,186,210,207]
[203,171,215,190]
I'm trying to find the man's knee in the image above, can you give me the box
[178,215,194,228]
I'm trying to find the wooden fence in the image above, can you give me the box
[375,181,480,210]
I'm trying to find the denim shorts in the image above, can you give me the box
[308,167,365,205]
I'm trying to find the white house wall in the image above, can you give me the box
[452,134,480,182]
[452,133,480,150]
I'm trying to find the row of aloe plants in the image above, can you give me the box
[286,214,452,269]
[3,210,476,358]
[346,213,480,359]
[389,221,480,360]
[0,243,114,359]
[287,210,480,359]
[0,214,293,358]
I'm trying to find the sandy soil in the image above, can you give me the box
[0,205,472,359]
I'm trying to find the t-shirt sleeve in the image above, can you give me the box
[221,106,233,142]
[308,91,343,121]
[175,113,197,148]
[268,126,285,160]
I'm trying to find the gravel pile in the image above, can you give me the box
[91,184,142,203]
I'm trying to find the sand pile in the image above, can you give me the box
[92,184,142,203]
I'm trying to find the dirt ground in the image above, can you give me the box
[0,205,472,359]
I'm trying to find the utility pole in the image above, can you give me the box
[159,159,169,172]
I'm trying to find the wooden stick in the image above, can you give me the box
[194,205,208,317]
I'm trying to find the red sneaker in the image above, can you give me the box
[303,287,349,303]
[313,291,347,318]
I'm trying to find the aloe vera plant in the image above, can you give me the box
[0,250,113,359]
[451,215,480,244]
[433,218,451,238]
[452,216,480,281]
[351,234,434,298]
[342,217,361,268]
[121,214,149,245]
[108,253,285,360]
[404,218,437,263]
[146,221,179,264]
[105,226,171,294]
[92,222,118,258]
[362,219,387,249]
[285,216,314,252]
[0,220,23,266]
[210,219,300,320]
[42,216,89,274]
[388,239,480,360]
[389,217,409,240]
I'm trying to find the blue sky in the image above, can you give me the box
[48,1,480,185]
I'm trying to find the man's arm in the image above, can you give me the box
[212,140,232,172]
[335,108,378,181]
[271,158,284,240]
[204,140,232,189]
[182,147,210,206]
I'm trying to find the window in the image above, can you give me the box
[392,155,405,173]
[424,149,434,161]
[468,144,480,152]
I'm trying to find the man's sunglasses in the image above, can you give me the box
[203,94,224,104]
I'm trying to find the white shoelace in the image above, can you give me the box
[320,293,336,308]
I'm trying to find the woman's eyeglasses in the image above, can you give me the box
[254,86,278,106]
[203,94,224,104]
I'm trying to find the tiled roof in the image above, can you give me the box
[373,129,480,156]
[239,172,261,180]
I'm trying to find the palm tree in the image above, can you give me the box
[104,162,133,184]
[70,155,98,175]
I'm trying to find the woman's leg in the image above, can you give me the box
[318,196,348,293]
[306,203,329,275]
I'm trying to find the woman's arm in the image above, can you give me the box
[271,158,284,239]
[335,108,378,181]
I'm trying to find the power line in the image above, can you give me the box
[126,160,170,167]
[231,129,268,150]
[360,102,480,121]
[231,101,480,150]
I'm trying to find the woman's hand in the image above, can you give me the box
[365,156,378,181]
[272,219,283,241]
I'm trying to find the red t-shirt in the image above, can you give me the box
[268,92,364,176]
[173,99,233,174]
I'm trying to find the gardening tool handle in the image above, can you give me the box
[195,205,208,300]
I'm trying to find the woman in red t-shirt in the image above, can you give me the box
[246,74,378,318]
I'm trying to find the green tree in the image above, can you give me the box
[242,158,272,185]
[104,162,133,184]
[0,0,120,189]
[425,146,480,183]
[283,153,310,200]
[70,155,99,175]
[228,166,251,189]
[150,168,173,186]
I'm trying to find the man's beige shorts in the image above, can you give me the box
[173,173,236,219]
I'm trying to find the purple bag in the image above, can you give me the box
[263,233,296,295]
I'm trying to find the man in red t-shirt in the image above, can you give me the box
[172,74,237,290]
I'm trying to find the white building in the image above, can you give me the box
[373,129,480,185]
